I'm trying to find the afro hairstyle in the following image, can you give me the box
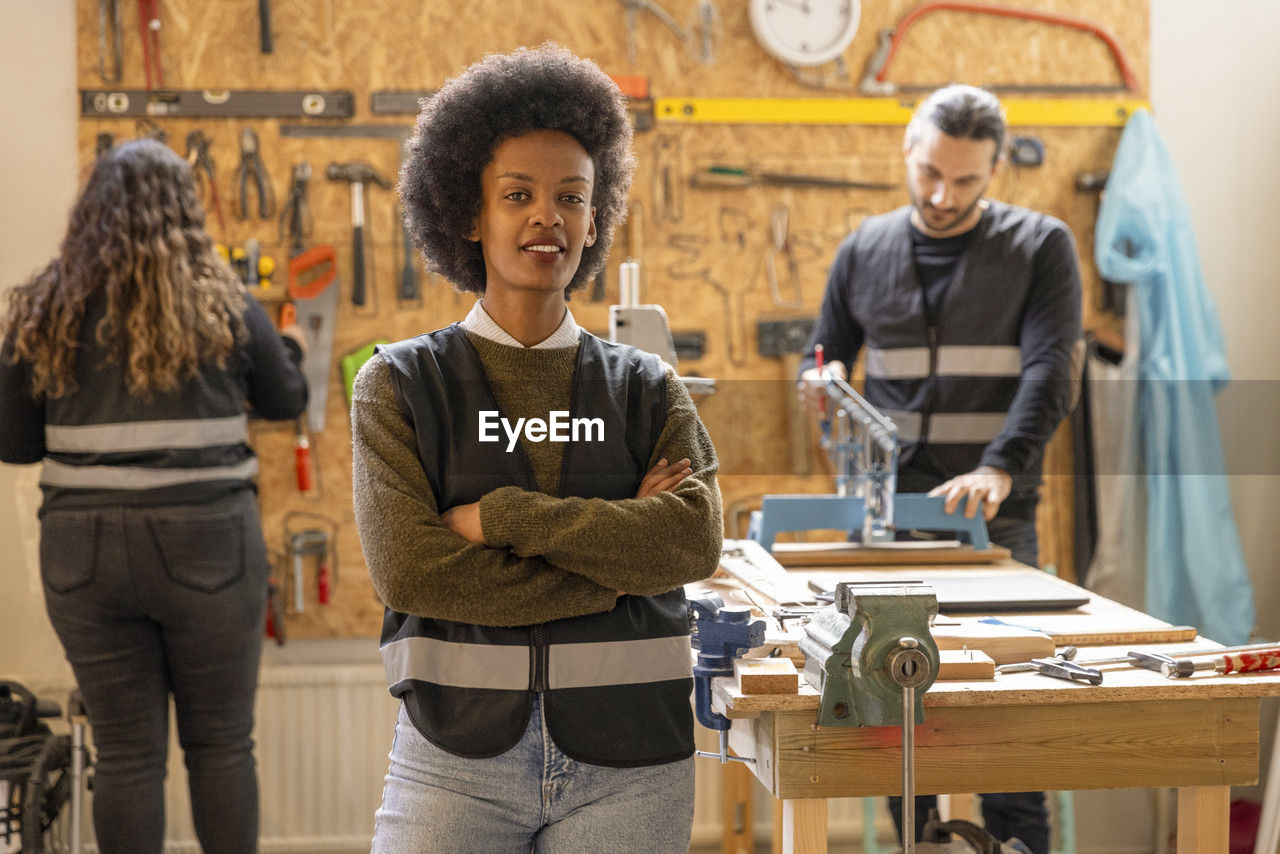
[399,44,636,295]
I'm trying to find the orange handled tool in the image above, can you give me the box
[1162,647,1280,679]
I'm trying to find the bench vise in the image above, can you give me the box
[689,593,766,764]
[798,580,940,728]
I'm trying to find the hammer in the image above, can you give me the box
[325,161,391,306]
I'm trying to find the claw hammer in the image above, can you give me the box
[325,161,391,307]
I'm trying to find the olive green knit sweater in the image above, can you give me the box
[351,331,722,628]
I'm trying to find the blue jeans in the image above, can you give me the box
[889,516,1050,854]
[39,491,268,854]
[373,695,695,853]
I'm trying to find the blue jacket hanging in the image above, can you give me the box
[1094,109,1255,644]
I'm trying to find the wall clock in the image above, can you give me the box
[748,0,861,67]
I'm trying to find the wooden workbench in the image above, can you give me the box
[699,547,1280,853]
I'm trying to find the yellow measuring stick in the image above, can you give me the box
[654,96,1150,128]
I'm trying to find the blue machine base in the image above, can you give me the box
[749,493,990,551]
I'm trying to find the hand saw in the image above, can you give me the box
[288,245,339,432]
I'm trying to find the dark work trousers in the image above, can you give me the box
[39,489,269,854]
[889,515,1051,854]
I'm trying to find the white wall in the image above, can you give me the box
[1151,0,1280,645]
[1149,0,1280,819]
[0,0,78,692]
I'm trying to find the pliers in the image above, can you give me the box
[237,128,275,221]
[185,130,225,235]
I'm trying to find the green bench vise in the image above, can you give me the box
[798,580,940,728]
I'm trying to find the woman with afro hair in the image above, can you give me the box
[0,139,308,853]
[351,45,722,851]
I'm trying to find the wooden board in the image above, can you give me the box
[939,649,996,680]
[772,541,1012,566]
[745,698,1261,800]
[735,657,799,694]
[932,618,1055,664]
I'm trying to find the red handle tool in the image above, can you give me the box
[317,558,331,605]
[294,418,313,493]
[137,0,163,90]
[1163,648,1280,679]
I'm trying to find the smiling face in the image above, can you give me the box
[469,129,597,300]
[904,122,1000,238]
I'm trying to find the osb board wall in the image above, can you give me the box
[75,0,1148,638]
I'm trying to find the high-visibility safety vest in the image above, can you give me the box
[376,326,695,767]
[839,203,1078,501]
[32,297,305,510]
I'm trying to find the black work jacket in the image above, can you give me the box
[0,293,307,511]
[807,203,1081,514]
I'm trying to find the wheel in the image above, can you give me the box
[2,732,72,853]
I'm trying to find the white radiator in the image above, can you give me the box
[160,663,398,854]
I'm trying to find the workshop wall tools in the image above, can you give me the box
[65,0,1154,653]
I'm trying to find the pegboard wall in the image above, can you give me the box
[75,0,1148,638]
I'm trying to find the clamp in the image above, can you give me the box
[237,128,276,221]
[185,130,225,235]
[689,593,765,764]
[1025,656,1103,685]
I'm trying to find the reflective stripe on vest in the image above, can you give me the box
[39,457,259,489]
[548,635,692,689]
[866,345,1022,379]
[44,415,249,453]
[881,410,1008,445]
[381,634,692,692]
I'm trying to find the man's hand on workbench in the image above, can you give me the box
[796,360,848,416]
[635,457,693,498]
[929,465,1012,521]
[441,502,484,543]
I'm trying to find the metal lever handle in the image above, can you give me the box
[888,637,932,854]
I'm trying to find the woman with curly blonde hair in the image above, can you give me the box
[0,138,307,854]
